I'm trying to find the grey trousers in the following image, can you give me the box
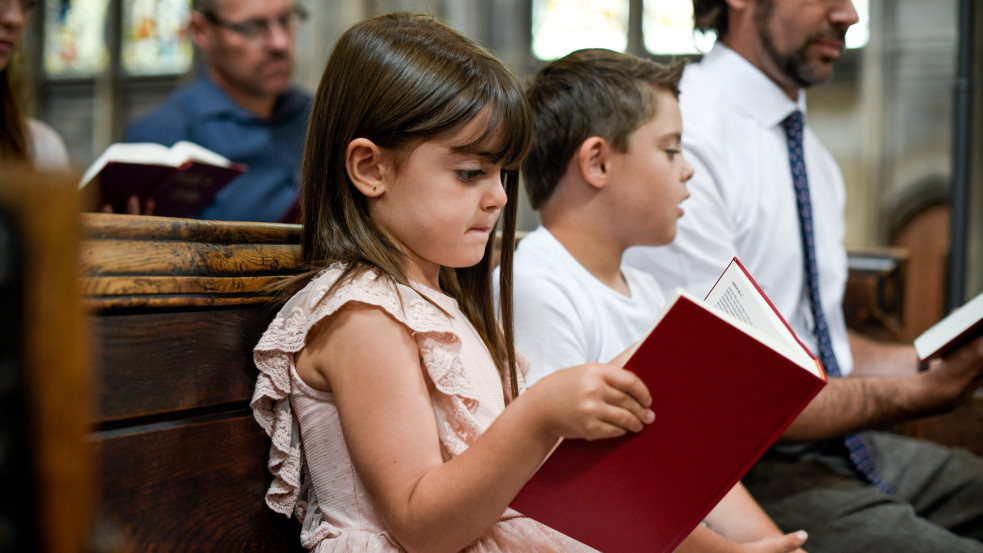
[743,432,983,553]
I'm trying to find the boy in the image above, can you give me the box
[503,48,807,553]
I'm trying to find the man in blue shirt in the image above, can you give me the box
[125,0,312,222]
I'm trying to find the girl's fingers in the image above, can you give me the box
[602,388,654,427]
[602,367,652,408]
[594,400,650,434]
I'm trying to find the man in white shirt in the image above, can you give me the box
[625,1,983,551]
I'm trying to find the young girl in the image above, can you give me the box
[251,12,653,553]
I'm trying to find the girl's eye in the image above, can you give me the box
[457,169,484,183]
[666,150,680,161]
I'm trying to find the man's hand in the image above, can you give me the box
[920,333,983,413]
[101,195,155,215]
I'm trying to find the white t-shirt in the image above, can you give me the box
[624,43,853,375]
[499,226,667,386]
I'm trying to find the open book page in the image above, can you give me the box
[914,289,983,360]
[701,260,820,376]
[170,141,234,167]
[705,260,790,340]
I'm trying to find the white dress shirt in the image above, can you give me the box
[624,43,854,375]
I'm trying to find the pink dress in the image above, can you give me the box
[251,264,598,552]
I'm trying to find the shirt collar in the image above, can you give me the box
[700,43,808,129]
[190,70,310,123]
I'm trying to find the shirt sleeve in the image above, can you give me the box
[511,273,590,387]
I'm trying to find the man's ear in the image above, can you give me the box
[189,11,212,53]
[577,136,610,190]
[346,138,389,198]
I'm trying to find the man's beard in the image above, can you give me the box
[754,0,846,89]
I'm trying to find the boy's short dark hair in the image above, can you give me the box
[523,49,685,210]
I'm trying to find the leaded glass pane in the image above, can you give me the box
[44,0,111,78]
[643,0,715,55]
[532,0,629,61]
[122,0,194,75]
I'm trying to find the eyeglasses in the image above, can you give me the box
[203,4,308,42]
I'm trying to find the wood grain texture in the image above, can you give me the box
[81,213,303,309]
[82,213,307,551]
[82,213,301,244]
[91,308,272,422]
[95,413,303,552]
[80,240,301,276]
[0,166,94,553]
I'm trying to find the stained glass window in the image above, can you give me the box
[44,0,111,78]
[643,0,715,55]
[122,0,194,75]
[531,0,629,61]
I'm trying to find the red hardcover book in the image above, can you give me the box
[510,258,826,553]
[79,141,246,218]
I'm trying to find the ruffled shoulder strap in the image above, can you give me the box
[251,264,492,519]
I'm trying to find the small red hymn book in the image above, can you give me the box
[511,258,827,553]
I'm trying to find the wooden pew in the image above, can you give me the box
[0,167,92,553]
[82,213,305,552]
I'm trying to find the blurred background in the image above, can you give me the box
[16,0,983,335]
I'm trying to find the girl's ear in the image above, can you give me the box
[577,136,610,190]
[346,138,390,198]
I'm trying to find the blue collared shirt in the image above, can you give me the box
[124,72,312,222]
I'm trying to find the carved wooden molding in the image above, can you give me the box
[81,214,304,309]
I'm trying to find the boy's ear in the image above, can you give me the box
[577,136,610,190]
[346,138,390,198]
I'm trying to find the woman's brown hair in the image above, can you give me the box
[296,12,531,399]
[1,55,30,162]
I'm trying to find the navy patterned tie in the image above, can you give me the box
[782,110,889,493]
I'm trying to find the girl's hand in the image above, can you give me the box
[527,363,654,441]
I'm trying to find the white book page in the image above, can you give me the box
[914,289,983,359]
[703,262,819,375]
[171,140,232,167]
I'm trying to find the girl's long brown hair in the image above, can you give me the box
[1,56,30,162]
[295,12,531,399]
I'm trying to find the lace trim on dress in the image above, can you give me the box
[250,264,498,528]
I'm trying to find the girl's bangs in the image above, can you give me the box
[441,73,532,170]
